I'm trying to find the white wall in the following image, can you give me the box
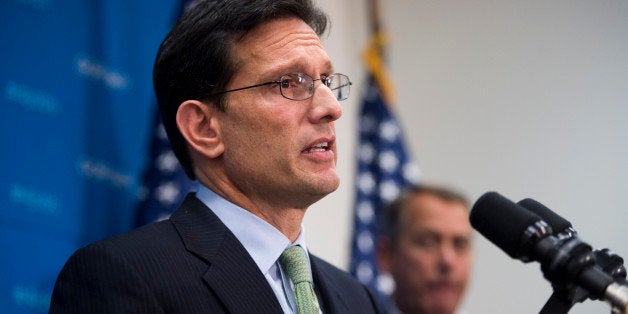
[306,1,628,313]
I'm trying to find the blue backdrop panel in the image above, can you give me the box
[0,0,180,312]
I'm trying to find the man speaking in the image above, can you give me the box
[50,1,380,313]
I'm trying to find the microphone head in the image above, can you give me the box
[517,198,573,236]
[470,191,545,259]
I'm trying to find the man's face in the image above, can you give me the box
[390,194,472,314]
[216,17,342,209]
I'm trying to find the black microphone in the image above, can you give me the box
[470,192,628,313]
[518,198,627,280]
[518,198,576,240]
[470,192,546,260]
[517,197,628,313]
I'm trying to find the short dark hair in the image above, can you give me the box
[380,184,469,243]
[153,0,329,179]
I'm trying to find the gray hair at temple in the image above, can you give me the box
[380,184,470,243]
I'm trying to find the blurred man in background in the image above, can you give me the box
[377,185,473,314]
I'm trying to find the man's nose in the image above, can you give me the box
[308,83,343,123]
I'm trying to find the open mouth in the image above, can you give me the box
[303,141,331,153]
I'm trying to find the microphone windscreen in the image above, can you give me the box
[470,191,543,259]
[517,198,572,234]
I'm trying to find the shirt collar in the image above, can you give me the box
[195,184,309,274]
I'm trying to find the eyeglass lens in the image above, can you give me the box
[326,74,351,101]
[279,73,350,101]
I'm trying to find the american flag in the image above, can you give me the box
[134,110,194,226]
[349,71,420,305]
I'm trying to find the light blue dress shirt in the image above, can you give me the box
[196,184,313,314]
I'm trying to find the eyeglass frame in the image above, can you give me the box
[206,72,352,101]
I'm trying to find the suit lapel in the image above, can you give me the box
[310,255,350,314]
[170,193,283,313]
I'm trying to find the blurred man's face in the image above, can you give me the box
[387,193,472,314]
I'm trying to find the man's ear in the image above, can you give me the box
[376,237,393,274]
[176,100,224,159]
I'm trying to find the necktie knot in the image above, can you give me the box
[280,246,312,284]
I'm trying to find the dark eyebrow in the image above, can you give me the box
[264,59,334,80]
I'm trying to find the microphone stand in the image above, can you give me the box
[540,249,627,314]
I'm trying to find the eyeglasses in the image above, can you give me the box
[208,72,352,101]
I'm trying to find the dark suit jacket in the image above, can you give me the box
[50,193,381,313]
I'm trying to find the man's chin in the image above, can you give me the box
[311,180,340,199]
[296,175,339,205]
[310,170,340,193]
[426,294,460,314]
